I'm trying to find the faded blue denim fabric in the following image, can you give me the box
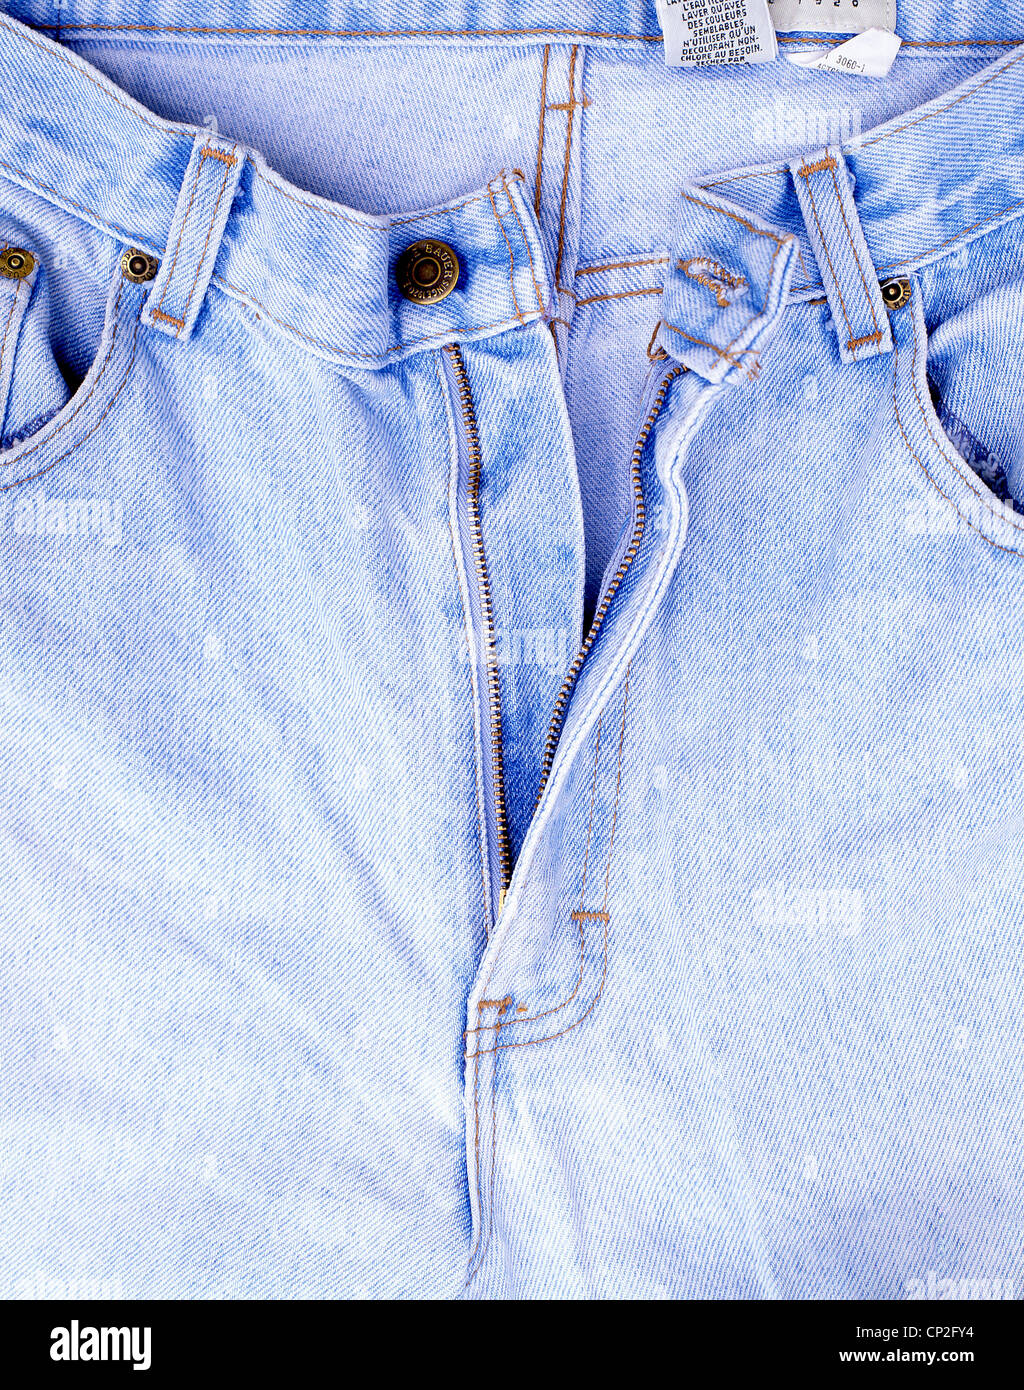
[0,2,1022,1301]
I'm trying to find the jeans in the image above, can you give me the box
[0,1,1022,1299]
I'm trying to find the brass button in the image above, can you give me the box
[121,248,159,283]
[0,247,35,279]
[396,239,459,305]
[880,277,911,311]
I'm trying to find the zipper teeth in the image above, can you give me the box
[534,365,684,808]
[445,342,513,893]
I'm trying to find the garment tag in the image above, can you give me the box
[788,27,902,77]
[656,0,778,66]
[767,0,896,33]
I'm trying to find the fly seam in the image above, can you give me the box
[471,669,633,1057]
[465,714,604,1044]
[0,285,20,381]
[534,44,550,216]
[500,169,545,315]
[488,179,525,323]
[464,995,510,1287]
[553,45,579,294]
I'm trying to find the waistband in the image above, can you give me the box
[0,13,1022,372]
[0,14,550,366]
[2,0,1023,50]
[691,39,1024,295]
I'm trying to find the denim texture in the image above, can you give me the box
[0,2,1022,1300]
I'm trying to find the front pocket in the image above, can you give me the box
[891,279,1024,559]
[0,251,146,492]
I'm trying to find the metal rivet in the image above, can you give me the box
[396,239,459,305]
[880,277,912,311]
[0,246,35,279]
[121,248,159,283]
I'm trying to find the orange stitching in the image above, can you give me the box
[0,18,193,141]
[487,180,524,324]
[877,198,1024,271]
[679,255,747,308]
[1,280,126,471]
[155,146,208,317]
[464,718,604,1042]
[857,49,1024,149]
[553,46,578,294]
[646,320,667,360]
[149,307,184,328]
[600,673,631,911]
[50,23,1021,45]
[798,155,837,176]
[578,711,604,903]
[546,98,592,111]
[574,287,662,306]
[0,285,20,379]
[177,149,237,332]
[720,234,787,372]
[216,273,534,357]
[660,323,746,368]
[702,49,1024,192]
[575,257,670,276]
[464,995,510,1287]
[251,169,480,229]
[534,45,549,217]
[55,23,666,40]
[827,162,883,344]
[1,289,141,491]
[847,330,883,351]
[200,146,236,166]
[500,170,545,316]
[893,322,1023,556]
[799,172,856,350]
[471,668,634,1057]
[680,191,785,246]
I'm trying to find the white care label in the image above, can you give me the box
[767,0,896,34]
[788,26,902,76]
[656,0,778,66]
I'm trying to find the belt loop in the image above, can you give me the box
[142,133,243,343]
[789,146,892,365]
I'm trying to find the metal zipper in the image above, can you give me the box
[533,363,684,808]
[443,343,513,913]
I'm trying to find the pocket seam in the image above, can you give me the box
[0,275,142,491]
